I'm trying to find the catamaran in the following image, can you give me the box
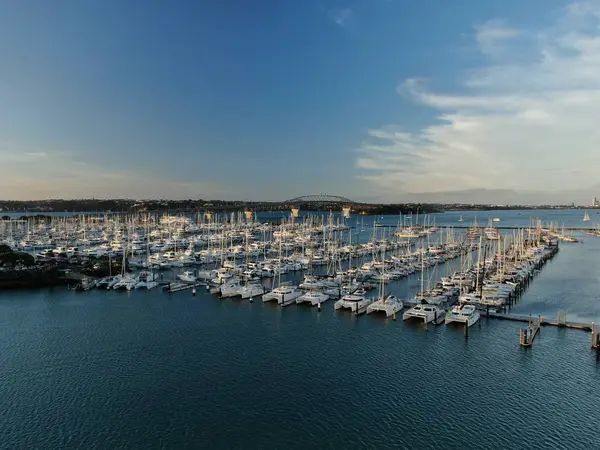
[445,303,480,327]
[334,288,373,315]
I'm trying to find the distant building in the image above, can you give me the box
[594,196,600,208]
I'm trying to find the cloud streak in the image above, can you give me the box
[357,1,600,202]
[0,149,230,200]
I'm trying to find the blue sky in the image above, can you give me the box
[1,0,597,202]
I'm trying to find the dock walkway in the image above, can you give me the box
[481,311,593,331]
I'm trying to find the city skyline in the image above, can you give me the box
[1,0,599,203]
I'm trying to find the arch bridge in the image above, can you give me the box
[284,194,357,204]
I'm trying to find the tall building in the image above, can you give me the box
[594,196,599,208]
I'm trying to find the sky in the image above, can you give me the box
[1,0,599,203]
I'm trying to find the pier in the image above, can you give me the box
[481,311,593,331]
[479,311,594,347]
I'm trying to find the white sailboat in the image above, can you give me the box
[583,211,591,222]
[367,246,403,317]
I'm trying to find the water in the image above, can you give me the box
[1,209,600,449]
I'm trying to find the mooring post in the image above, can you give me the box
[192,287,196,296]
[464,319,468,337]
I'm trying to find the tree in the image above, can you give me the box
[0,251,34,267]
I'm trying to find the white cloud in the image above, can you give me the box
[0,150,48,162]
[474,19,520,58]
[357,1,600,201]
[331,8,353,27]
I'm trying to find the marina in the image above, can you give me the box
[1,209,598,342]
[2,208,600,449]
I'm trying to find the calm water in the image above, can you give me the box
[1,209,600,449]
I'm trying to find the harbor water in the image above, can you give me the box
[1,209,599,449]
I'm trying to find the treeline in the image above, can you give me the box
[0,199,442,214]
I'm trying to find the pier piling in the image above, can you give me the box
[592,322,600,349]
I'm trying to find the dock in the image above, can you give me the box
[479,311,595,347]
[166,281,207,293]
[481,311,593,331]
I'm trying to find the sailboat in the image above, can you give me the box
[458,215,464,222]
[583,211,591,222]
[367,246,403,317]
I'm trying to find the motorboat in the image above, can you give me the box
[178,271,197,283]
[296,291,329,306]
[219,278,243,298]
[445,303,480,327]
[238,283,265,300]
[262,284,302,306]
[334,288,373,315]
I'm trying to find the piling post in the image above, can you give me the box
[249,297,253,303]
[318,301,321,311]
[205,283,210,291]
[192,287,196,296]
[464,319,468,337]
[519,328,524,346]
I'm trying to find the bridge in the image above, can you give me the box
[284,194,358,204]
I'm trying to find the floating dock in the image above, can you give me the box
[167,281,207,293]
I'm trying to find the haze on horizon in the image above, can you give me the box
[1,0,599,205]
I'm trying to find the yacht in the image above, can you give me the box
[112,275,137,291]
[445,303,480,327]
[262,284,302,306]
[296,291,329,306]
[402,303,445,324]
[219,278,243,298]
[366,294,404,317]
[334,288,373,315]
[178,271,197,283]
[238,282,265,300]
[135,271,159,290]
